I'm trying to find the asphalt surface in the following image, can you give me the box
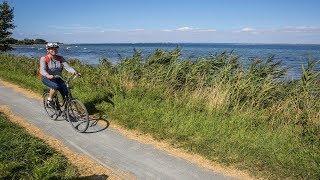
[0,82,231,180]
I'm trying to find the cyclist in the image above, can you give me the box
[40,42,80,107]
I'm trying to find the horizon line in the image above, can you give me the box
[21,42,320,46]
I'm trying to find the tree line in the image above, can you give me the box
[7,38,47,45]
[0,1,14,51]
[1,1,48,51]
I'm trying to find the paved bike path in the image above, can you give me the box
[0,82,230,180]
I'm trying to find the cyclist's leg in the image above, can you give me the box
[42,76,59,100]
[56,78,68,100]
[49,89,55,99]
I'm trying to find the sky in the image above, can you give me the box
[6,0,320,44]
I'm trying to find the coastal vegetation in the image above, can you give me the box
[0,50,319,179]
[7,38,47,45]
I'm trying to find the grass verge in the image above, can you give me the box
[0,112,77,179]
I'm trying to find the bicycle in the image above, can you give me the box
[42,74,89,133]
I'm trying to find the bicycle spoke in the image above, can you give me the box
[43,92,60,120]
[67,99,89,132]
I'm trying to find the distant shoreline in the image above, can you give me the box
[12,42,320,46]
[64,43,320,46]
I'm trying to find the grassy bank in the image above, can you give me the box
[0,113,77,179]
[0,51,319,179]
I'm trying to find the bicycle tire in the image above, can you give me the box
[43,92,60,120]
[66,99,89,133]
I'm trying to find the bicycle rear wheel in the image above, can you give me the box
[66,99,89,133]
[43,92,60,120]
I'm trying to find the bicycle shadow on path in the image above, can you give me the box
[85,115,110,133]
[84,92,114,134]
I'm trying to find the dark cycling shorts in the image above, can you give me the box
[42,76,68,98]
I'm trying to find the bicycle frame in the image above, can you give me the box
[50,74,78,112]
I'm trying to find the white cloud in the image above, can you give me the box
[36,25,320,44]
[49,25,100,30]
[100,29,121,33]
[163,27,216,32]
[236,26,320,34]
[176,27,194,31]
[240,27,256,32]
[133,28,145,31]
[280,26,320,33]
[48,25,218,33]
[196,29,217,32]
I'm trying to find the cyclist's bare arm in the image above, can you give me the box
[61,57,77,74]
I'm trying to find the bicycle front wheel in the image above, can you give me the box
[66,99,89,133]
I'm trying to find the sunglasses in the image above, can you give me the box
[48,48,58,50]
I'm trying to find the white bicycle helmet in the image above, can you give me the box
[46,42,59,49]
